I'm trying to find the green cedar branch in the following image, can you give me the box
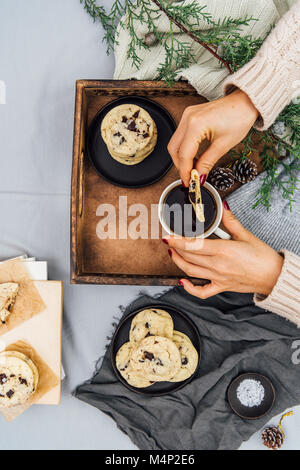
[151,0,233,73]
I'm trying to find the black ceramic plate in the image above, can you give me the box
[227,372,276,420]
[87,95,175,188]
[111,304,201,396]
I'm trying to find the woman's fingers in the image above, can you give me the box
[168,110,224,186]
[222,202,252,242]
[167,110,190,170]
[195,140,224,177]
[176,248,217,270]
[177,128,206,187]
[164,235,225,255]
[170,249,215,280]
[179,278,223,299]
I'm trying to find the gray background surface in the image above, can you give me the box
[0,0,299,450]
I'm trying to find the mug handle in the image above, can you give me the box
[214,227,231,240]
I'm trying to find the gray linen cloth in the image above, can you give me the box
[75,288,300,450]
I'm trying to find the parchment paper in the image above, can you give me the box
[0,340,59,422]
[0,259,45,335]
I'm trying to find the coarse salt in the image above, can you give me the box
[236,379,265,408]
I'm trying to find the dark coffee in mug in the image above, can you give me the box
[163,185,217,237]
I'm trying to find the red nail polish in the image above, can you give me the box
[162,239,169,245]
[168,249,172,258]
[181,180,186,188]
[223,201,230,211]
[200,174,207,186]
[178,280,184,287]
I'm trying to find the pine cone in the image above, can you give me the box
[208,167,235,191]
[144,32,159,47]
[232,159,258,184]
[262,426,284,450]
[271,120,286,139]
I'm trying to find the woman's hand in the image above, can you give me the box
[168,89,259,187]
[163,203,283,300]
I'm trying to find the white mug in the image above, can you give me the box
[158,180,231,239]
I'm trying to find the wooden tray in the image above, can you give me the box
[71,80,262,286]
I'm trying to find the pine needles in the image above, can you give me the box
[81,0,300,210]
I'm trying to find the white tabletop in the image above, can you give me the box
[0,0,299,450]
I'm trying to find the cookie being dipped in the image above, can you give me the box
[189,169,205,223]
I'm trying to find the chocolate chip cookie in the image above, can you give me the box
[0,282,19,324]
[0,351,39,407]
[116,342,154,388]
[101,104,157,165]
[189,169,205,223]
[129,309,174,345]
[130,336,181,382]
[169,331,199,382]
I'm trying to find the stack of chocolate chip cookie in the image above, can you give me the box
[0,351,39,408]
[101,104,157,165]
[116,309,198,388]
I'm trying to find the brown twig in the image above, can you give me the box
[151,0,233,74]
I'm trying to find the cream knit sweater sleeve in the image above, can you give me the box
[223,0,300,130]
[254,251,300,326]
